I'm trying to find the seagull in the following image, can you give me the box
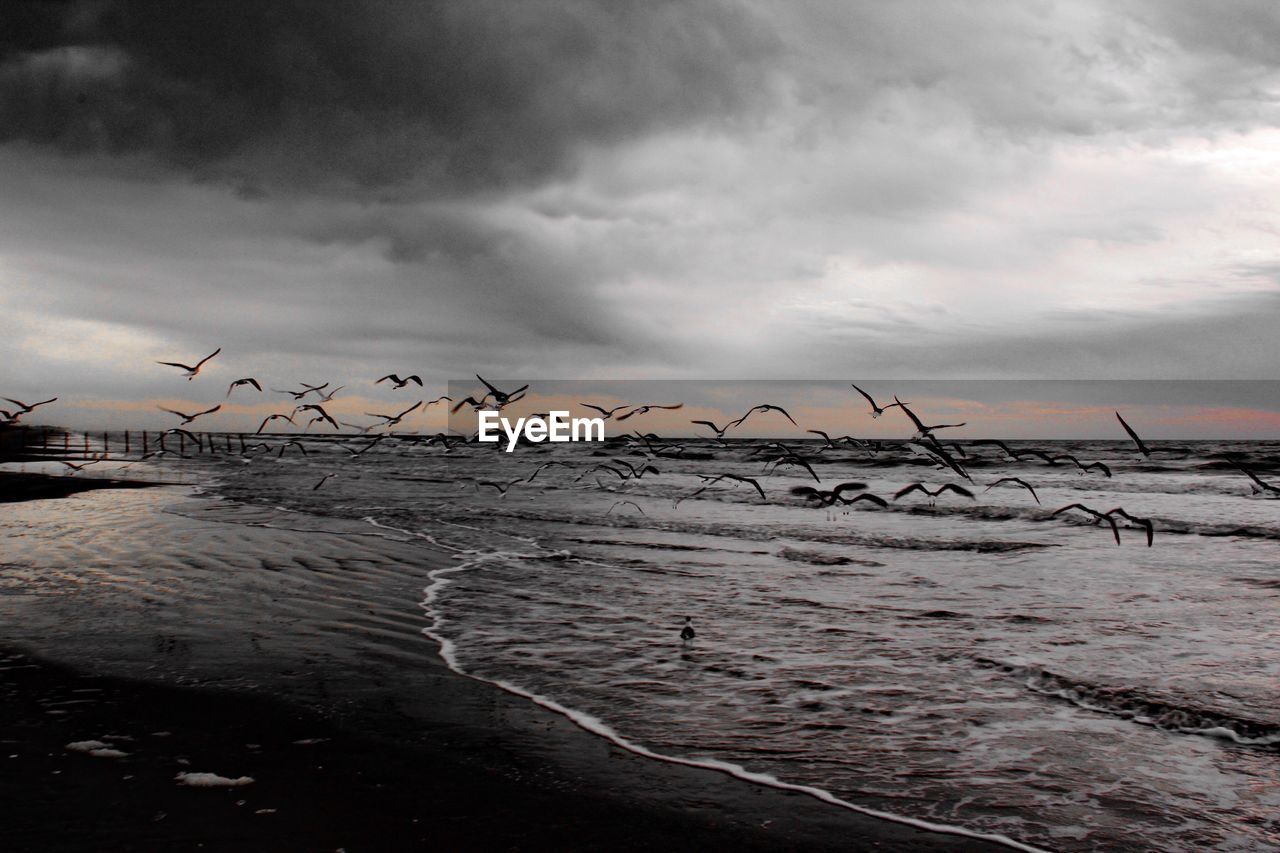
[893,483,976,505]
[732,404,799,429]
[895,398,966,438]
[476,375,529,407]
[226,378,262,397]
[1052,455,1112,478]
[425,396,453,407]
[805,430,867,450]
[1230,462,1280,497]
[156,348,221,380]
[158,404,221,425]
[3,396,58,415]
[314,385,344,403]
[366,401,423,428]
[605,500,646,516]
[690,419,735,437]
[1051,503,1121,545]
[162,428,204,449]
[526,461,573,483]
[58,458,100,473]
[581,403,631,420]
[616,403,684,421]
[1105,507,1154,547]
[841,493,889,508]
[908,438,971,482]
[476,479,524,497]
[450,396,491,413]
[611,459,661,479]
[294,404,339,430]
[680,616,696,644]
[678,473,767,504]
[278,440,309,457]
[850,383,904,419]
[257,413,296,434]
[1115,411,1151,458]
[763,454,821,482]
[313,473,337,491]
[790,481,868,506]
[338,435,385,457]
[273,382,330,401]
[377,374,423,389]
[984,477,1040,504]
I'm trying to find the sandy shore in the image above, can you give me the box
[0,474,1004,851]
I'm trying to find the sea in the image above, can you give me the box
[4,433,1279,851]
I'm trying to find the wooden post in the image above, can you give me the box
[103,431,109,459]
[63,432,69,452]
[43,427,49,451]
[125,431,131,454]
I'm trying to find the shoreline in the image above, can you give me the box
[1,473,1008,851]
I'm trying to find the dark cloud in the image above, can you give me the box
[0,0,780,194]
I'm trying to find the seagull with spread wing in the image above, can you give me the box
[156,348,221,380]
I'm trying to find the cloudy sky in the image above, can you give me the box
[2,1,1279,432]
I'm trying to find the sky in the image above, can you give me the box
[2,1,1279,434]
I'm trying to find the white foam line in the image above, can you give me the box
[420,562,1047,853]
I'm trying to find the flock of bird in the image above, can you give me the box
[5,351,1280,549]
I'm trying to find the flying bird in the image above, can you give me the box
[294,404,339,430]
[581,403,631,420]
[476,375,529,406]
[895,398,966,438]
[1051,503,1121,545]
[476,479,524,497]
[367,401,423,428]
[338,435,386,457]
[850,383,904,418]
[273,382,330,400]
[2,396,58,415]
[678,473,767,504]
[226,378,262,397]
[616,403,684,421]
[313,473,337,490]
[1115,411,1151,458]
[1052,455,1112,478]
[450,396,491,413]
[893,483,976,505]
[377,374,423,389]
[691,419,735,437]
[842,493,889,508]
[605,500,646,516]
[790,481,869,506]
[1105,507,1154,547]
[158,404,221,425]
[1230,462,1280,497]
[257,413,296,434]
[425,396,453,407]
[278,440,309,457]
[732,404,799,429]
[58,458,100,473]
[156,348,221,380]
[984,477,1040,504]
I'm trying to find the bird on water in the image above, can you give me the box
[680,617,696,644]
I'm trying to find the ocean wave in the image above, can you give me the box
[975,658,1280,748]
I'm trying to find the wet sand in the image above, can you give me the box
[0,477,1004,851]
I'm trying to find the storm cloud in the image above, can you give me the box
[2,1,1279,429]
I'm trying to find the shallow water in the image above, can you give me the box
[4,436,1280,850]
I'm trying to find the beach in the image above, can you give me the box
[0,472,998,851]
